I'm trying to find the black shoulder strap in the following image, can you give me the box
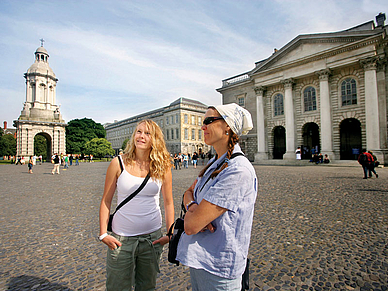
[200,152,245,191]
[111,172,150,216]
[118,155,124,173]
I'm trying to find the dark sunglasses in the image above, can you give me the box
[203,116,224,126]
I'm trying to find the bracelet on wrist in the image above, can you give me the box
[186,200,198,211]
[98,233,108,241]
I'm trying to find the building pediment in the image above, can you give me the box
[251,21,384,75]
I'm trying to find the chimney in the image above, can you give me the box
[3,121,7,129]
[376,12,386,27]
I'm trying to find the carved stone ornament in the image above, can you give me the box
[360,57,378,71]
[316,69,331,81]
[254,86,266,95]
[281,78,294,89]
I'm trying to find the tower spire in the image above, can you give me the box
[40,38,45,47]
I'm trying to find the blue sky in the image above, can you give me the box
[1,0,387,126]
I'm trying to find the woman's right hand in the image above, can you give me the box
[102,235,122,250]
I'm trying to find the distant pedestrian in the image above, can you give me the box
[51,153,60,175]
[75,155,79,166]
[183,153,189,168]
[28,156,33,174]
[368,151,379,178]
[64,155,69,169]
[192,152,198,168]
[69,154,73,166]
[358,149,373,179]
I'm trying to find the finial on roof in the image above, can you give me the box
[40,38,45,47]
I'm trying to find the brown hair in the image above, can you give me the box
[198,131,239,179]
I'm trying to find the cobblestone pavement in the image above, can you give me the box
[0,161,387,291]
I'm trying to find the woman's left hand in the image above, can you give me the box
[152,235,170,246]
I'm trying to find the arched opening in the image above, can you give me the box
[301,122,320,159]
[34,133,52,162]
[273,126,286,159]
[340,118,361,160]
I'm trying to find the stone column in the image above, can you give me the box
[254,86,268,160]
[316,69,335,159]
[282,79,296,160]
[361,58,381,151]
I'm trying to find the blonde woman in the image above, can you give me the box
[99,119,174,290]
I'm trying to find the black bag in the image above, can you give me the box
[167,217,185,265]
[241,258,250,290]
[167,197,186,265]
[359,153,367,164]
[107,156,150,232]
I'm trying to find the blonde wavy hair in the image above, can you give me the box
[123,119,172,181]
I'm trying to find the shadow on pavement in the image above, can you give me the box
[6,274,73,291]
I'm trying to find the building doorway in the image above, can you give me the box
[273,126,286,159]
[340,118,361,160]
[301,122,320,159]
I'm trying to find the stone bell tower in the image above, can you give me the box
[14,40,66,158]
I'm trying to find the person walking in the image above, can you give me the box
[358,149,374,179]
[51,153,60,175]
[28,156,34,174]
[64,155,69,169]
[176,103,258,291]
[183,153,189,168]
[368,151,379,178]
[192,152,198,169]
[99,119,174,291]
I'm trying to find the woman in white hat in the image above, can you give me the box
[176,103,258,290]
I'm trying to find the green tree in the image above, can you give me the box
[121,138,130,151]
[66,118,106,154]
[84,138,114,158]
[34,135,48,160]
[0,134,16,156]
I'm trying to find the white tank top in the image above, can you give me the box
[112,156,163,236]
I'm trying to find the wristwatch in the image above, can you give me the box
[186,200,198,211]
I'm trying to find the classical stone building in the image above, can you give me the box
[105,97,211,156]
[14,43,66,158]
[217,13,388,165]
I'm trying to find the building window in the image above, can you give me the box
[171,129,174,140]
[184,114,188,124]
[176,128,179,139]
[166,116,169,125]
[176,114,179,123]
[304,86,317,111]
[171,116,174,124]
[198,116,202,126]
[166,130,169,140]
[238,97,245,107]
[341,78,357,106]
[191,115,196,125]
[274,93,284,116]
[191,129,195,140]
[198,130,202,140]
[184,128,188,139]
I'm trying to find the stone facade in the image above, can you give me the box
[13,44,66,158]
[217,13,388,165]
[105,97,212,156]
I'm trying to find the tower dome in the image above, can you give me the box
[26,45,56,78]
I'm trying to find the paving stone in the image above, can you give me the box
[0,162,387,290]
